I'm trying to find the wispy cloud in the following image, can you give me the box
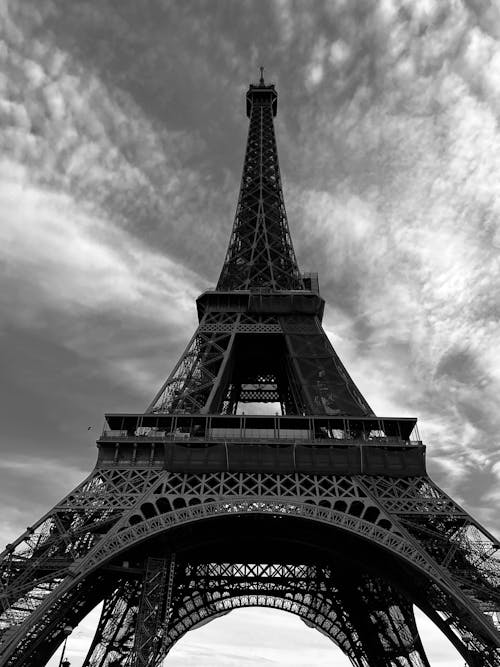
[0,160,202,398]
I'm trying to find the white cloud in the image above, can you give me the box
[305,37,328,90]
[0,161,201,315]
[272,0,295,47]
[329,39,350,67]
[0,160,201,395]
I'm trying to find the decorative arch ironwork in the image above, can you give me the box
[2,496,498,666]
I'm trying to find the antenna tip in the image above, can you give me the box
[259,65,265,85]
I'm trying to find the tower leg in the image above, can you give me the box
[337,576,430,667]
[131,555,176,667]
[82,577,141,667]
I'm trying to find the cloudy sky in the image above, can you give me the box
[1,0,500,664]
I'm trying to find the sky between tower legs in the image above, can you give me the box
[1,1,500,665]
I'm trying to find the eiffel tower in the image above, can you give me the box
[1,71,500,667]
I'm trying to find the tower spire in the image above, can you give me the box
[217,77,303,291]
[148,77,374,417]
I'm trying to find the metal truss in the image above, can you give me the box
[83,577,141,666]
[1,466,499,665]
[280,315,374,416]
[78,561,429,667]
[361,475,500,655]
[130,557,170,667]
[163,562,430,667]
[148,312,373,416]
[147,313,237,414]
[217,79,303,291]
[0,468,161,638]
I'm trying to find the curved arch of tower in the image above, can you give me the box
[1,74,499,667]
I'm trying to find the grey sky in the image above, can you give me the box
[1,0,500,664]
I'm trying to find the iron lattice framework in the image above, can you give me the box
[217,76,302,291]
[0,73,499,667]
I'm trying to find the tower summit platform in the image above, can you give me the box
[246,67,278,117]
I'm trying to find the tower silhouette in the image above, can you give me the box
[1,74,499,667]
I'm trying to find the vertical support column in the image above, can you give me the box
[157,553,177,661]
[131,554,176,667]
[202,314,240,414]
[82,578,141,666]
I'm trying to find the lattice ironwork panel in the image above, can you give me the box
[284,322,373,417]
[160,563,431,667]
[83,578,141,667]
[131,557,169,667]
[0,467,161,642]
[147,318,236,414]
[152,471,368,503]
[217,83,302,291]
[359,477,464,515]
[359,475,500,641]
